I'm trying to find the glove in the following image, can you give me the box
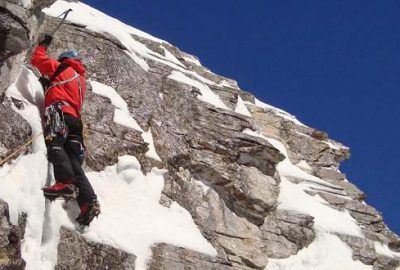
[38,34,53,47]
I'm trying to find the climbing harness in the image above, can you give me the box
[44,102,67,140]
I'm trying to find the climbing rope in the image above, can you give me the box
[0,132,45,166]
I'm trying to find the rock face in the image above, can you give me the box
[0,200,26,270]
[55,227,136,270]
[149,244,232,270]
[0,1,399,270]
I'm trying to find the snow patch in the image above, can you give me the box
[218,79,237,88]
[90,81,163,161]
[374,242,400,259]
[142,128,162,161]
[265,232,372,270]
[84,156,217,269]
[295,160,313,174]
[161,46,184,67]
[168,70,230,110]
[90,80,143,132]
[90,81,128,110]
[234,95,252,117]
[21,0,32,8]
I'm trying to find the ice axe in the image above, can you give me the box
[49,8,73,36]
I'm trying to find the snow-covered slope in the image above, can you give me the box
[0,1,399,270]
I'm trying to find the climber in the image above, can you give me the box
[31,34,100,226]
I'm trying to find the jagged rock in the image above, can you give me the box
[83,91,147,171]
[338,234,400,270]
[148,243,232,270]
[338,234,378,265]
[314,167,346,181]
[345,200,383,227]
[0,199,26,270]
[261,210,315,258]
[220,166,279,225]
[55,227,136,270]
[0,98,31,161]
[162,171,269,269]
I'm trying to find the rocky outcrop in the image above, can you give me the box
[261,210,315,258]
[339,234,400,270]
[55,227,136,270]
[0,0,56,165]
[0,200,26,270]
[0,98,31,160]
[149,244,233,270]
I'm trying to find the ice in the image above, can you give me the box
[234,95,252,117]
[265,232,372,270]
[168,70,230,110]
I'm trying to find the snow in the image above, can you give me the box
[234,95,252,117]
[21,0,32,8]
[265,232,372,270]
[374,242,400,259]
[90,80,143,132]
[161,46,185,67]
[218,79,237,88]
[83,156,217,269]
[168,70,230,110]
[295,160,313,174]
[141,128,162,161]
[112,108,142,131]
[1,67,216,269]
[90,81,128,111]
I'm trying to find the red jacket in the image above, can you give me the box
[31,45,85,119]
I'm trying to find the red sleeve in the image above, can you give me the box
[30,45,59,77]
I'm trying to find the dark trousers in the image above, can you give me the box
[46,113,96,207]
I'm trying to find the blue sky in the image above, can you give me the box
[81,0,399,234]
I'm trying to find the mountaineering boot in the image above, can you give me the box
[76,199,101,226]
[42,182,79,201]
